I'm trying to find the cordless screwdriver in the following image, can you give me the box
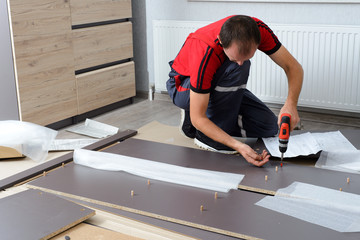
[278,113,291,167]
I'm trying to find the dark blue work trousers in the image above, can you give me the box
[166,59,278,138]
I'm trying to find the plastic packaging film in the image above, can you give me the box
[313,131,359,173]
[73,149,244,192]
[255,182,360,232]
[263,132,321,158]
[311,131,357,152]
[0,121,57,162]
[66,119,118,138]
[263,131,356,158]
[316,150,360,173]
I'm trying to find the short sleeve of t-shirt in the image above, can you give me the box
[254,18,282,55]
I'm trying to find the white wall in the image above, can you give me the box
[141,0,360,92]
[0,0,19,120]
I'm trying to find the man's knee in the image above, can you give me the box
[239,110,279,138]
[265,115,279,137]
[255,109,278,137]
[166,77,177,103]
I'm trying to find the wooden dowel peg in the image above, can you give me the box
[275,166,278,172]
[347,177,350,183]
[339,188,342,191]
[62,162,65,168]
[131,190,134,197]
[200,205,204,211]
[43,171,47,177]
[147,179,150,185]
[265,175,268,181]
[214,192,218,199]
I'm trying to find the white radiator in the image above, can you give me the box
[153,20,360,113]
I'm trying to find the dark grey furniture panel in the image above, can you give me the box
[0,189,94,240]
[28,158,360,240]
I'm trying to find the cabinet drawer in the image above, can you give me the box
[70,0,132,26]
[76,62,135,114]
[72,22,133,71]
[10,0,78,126]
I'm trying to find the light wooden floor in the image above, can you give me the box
[58,94,360,139]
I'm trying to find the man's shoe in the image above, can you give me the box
[194,131,238,154]
[179,109,196,139]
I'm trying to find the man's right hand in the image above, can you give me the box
[236,142,270,167]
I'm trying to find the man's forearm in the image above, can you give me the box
[285,61,303,107]
[269,45,304,109]
[192,115,240,149]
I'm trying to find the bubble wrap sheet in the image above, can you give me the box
[256,182,360,232]
[73,149,244,193]
[0,121,57,162]
[316,150,360,173]
[263,131,356,158]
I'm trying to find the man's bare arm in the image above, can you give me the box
[269,45,304,131]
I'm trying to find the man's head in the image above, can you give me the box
[218,15,260,65]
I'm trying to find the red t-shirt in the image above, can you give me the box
[171,16,281,93]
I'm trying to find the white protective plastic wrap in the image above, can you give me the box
[263,131,356,158]
[0,121,57,162]
[73,149,244,192]
[316,150,360,173]
[256,182,360,232]
[263,132,321,158]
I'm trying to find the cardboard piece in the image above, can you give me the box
[0,146,23,159]
[50,223,143,240]
[85,207,199,240]
[0,189,95,240]
[133,121,197,149]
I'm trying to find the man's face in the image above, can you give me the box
[223,41,257,66]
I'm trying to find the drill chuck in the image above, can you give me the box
[279,139,288,153]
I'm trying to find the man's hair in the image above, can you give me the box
[219,15,260,55]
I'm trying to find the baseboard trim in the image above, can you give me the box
[47,98,133,130]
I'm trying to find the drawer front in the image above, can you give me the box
[76,62,135,114]
[70,0,132,26]
[10,0,78,126]
[72,22,133,71]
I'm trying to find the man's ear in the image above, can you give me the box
[217,35,222,44]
